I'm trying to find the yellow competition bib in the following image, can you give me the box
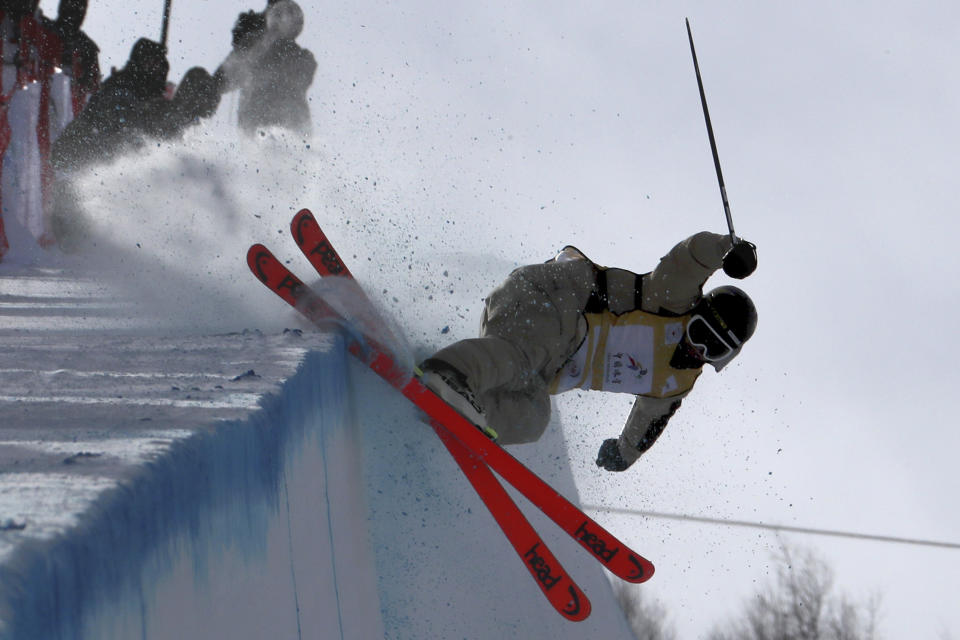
[549,309,701,398]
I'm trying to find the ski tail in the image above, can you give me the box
[292,208,354,278]
[247,243,411,387]
[291,209,411,374]
[248,243,339,325]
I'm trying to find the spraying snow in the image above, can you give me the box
[41,115,518,348]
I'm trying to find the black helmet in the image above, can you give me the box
[686,285,757,371]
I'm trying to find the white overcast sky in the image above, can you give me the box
[38,0,960,637]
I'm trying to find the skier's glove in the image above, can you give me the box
[596,439,631,472]
[723,239,757,279]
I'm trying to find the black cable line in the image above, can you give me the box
[583,505,960,550]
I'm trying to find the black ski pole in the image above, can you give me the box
[685,18,757,278]
[160,0,172,50]
[685,17,736,243]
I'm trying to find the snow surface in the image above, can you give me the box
[0,264,636,637]
[0,266,384,638]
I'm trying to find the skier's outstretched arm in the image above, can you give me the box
[596,394,687,472]
[643,231,732,315]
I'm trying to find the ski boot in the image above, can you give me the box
[418,359,498,441]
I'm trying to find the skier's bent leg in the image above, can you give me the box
[424,335,534,396]
[481,385,551,445]
[420,335,536,437]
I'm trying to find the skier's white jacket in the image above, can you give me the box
[428,231,732,468]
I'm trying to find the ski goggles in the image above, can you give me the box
[685,314,741,363]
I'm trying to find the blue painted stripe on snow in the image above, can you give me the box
[0,337,349,639]
[318,392,346,640]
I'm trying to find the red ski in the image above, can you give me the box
[247,209,655,600]
[287,209,653,583]
[271,209,654,583]
[247,242,589,620]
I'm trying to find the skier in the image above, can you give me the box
[420,232,758,472]
[214,0,316,136]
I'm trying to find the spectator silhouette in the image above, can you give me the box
[215,0,316,136]
[45,0,100,123]
[1,0,61,260]
[52,38,218,172]
[49,38,219,250]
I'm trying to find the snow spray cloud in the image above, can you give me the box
[63,119,323,334]
[59,116,514,346]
